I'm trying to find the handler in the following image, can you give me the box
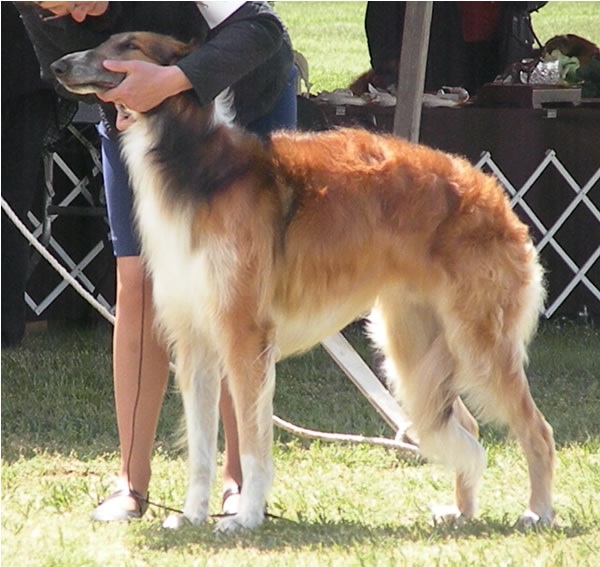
[16,1,296,522]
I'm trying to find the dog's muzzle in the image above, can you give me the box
[51,51,125,95]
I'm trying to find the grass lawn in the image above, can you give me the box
[276,1,600,93]
[3,2,600,566]
[2,322,599,566]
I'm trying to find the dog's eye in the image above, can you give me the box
[118,40,139,52]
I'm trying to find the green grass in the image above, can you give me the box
[276,2,370,93]
[275,1,600,93]
[531,2,600,47]
[2,322,599,566]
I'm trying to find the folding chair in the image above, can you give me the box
[26,103,114,317]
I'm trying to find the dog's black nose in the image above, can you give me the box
[50,59,69,77]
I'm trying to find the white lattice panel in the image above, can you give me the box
[476,150,600,318]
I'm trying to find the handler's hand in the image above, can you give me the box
[98,60,192,112]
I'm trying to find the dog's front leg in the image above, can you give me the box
[164,343,221,529]
[215,331,276,533]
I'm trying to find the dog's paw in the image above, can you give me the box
[162,511,207,530]
[516,509,555,530]
[163,513,188,530]
[214,511,265,534]
[431,504,467,527]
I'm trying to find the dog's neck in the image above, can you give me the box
[119,87,263,204]
[121,87,236,143]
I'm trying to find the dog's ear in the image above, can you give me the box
[542,35,570,56]
[140,33,196,65]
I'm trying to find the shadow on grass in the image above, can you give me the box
[2,321,598,462]
[129,513,593,553]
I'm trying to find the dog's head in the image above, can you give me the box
[541,34,600,66]
[51,31,193,96]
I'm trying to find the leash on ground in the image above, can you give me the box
[136,497,283,521]
[2,195,420,457]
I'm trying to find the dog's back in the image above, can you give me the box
[267,129,540,356]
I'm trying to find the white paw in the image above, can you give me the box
[214,512,265,534]
[517,509,555,529]
[162,511,206,530]
[432,504,467,527]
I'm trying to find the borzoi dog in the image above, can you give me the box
[51,32,555,532]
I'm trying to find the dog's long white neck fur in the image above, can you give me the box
[118,87,240,340]
[119,84,238,239]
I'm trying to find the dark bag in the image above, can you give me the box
[497,2,547,67]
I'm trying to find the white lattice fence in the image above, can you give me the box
[476,150,600,319]
[26,131,600,321]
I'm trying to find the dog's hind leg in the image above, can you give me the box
[510,374,555,527]
[215,317,276,533]
[369,295,487,523]
[500,366,555,527]
[409,342,487,524]
[442,305,555,526]
[443,263,555,526]
[163,339,222,529]
[450,396,481,518]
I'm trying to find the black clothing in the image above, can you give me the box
[365,2,468,93]
[1,3,60,347]
[364,1,545,95]
[16,2,293,129]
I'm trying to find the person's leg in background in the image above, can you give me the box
[111,256,170,506]
[364,2,405,88]
[246,67,298,137]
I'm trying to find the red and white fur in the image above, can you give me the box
[51,32,555,532]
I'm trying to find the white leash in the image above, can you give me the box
[2,195,419,456]
[272,415,419,454]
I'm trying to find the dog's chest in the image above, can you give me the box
[122,127,233,331]
[141,200,235,337]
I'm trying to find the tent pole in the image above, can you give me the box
[393,1,433,142]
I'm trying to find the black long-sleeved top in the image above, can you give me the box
[15,2,293,131]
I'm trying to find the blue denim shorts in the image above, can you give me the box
[99,68,298,257]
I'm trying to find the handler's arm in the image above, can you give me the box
[175,7,285,107]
